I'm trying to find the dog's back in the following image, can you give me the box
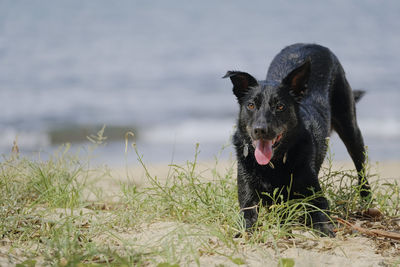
[267,44,368,174]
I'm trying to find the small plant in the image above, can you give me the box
[0,145,88,243]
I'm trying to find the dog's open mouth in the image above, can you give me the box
[252,134,283,165]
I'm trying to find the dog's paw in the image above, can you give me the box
[314,222,336,237]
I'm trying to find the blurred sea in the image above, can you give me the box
[0,0,399,165]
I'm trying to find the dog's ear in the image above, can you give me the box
[223,71,258,100]
[283,60,311,101]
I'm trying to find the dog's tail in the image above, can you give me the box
[353,90,366,103]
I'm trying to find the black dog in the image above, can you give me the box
[224,43,370,236]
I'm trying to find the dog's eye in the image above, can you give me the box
[247,103,255,110]
[276,103,285,111]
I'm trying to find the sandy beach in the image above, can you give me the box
[87,160,400,266]
[1,158,399,266]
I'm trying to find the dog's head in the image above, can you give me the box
[224,60,310,165]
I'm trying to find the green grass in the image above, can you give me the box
[1,137,400,266]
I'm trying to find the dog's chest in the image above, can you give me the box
[254,161,295,193]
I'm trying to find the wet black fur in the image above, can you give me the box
[224,43,371,236]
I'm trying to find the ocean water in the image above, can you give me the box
[0,0,399,165]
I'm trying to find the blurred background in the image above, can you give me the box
[0,0,399,165]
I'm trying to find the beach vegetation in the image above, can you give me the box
[0,131,399,266]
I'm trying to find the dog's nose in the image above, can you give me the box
[253,126,267,139]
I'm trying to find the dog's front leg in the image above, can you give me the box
[237,175,259,232]
[294,167,335,237]
[308,195,335,237]
[240,201,258,232]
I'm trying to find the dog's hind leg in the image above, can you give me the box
[331,69,371,198]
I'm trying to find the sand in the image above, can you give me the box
[2,160,399,266]
[95,160,400,266]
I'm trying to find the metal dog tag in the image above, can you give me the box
[243,144,249,157]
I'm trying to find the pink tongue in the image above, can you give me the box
[254,140,273,165]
